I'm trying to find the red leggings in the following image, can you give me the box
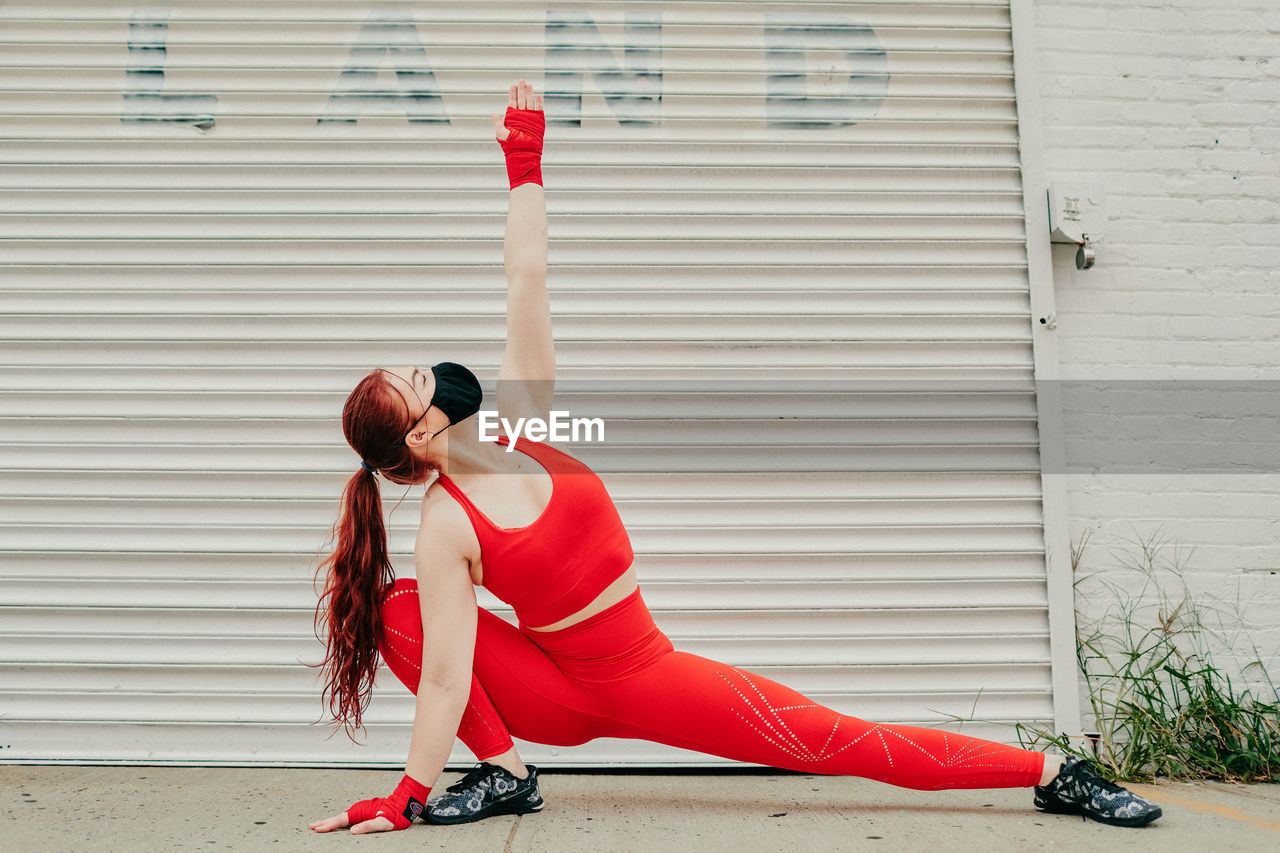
[378,580,1045,790]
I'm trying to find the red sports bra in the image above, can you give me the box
[432,435,634,629]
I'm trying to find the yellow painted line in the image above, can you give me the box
[1128,785,1280,833]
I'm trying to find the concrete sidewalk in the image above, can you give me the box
[5,765,1279,852]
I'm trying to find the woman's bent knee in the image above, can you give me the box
[377,579,423,693]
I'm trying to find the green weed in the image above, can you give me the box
[1018,527,1280,783]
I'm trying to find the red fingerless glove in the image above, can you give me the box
[346,774,431,830]
[498,107,544,189]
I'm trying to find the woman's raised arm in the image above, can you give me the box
[491,80,553,423]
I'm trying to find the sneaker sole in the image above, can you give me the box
[426,794,544,825]
[1036,802,1163,828]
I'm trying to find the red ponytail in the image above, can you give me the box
[312,370,427,741]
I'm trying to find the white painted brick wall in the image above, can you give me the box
[1028,0,1280,714]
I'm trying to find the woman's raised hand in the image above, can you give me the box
[491,78,544,142]
[492,79,545,190]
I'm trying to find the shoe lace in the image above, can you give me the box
[446,762,498,793]
[1074,760,1126,794]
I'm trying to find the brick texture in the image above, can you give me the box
[1029,0,1280,705]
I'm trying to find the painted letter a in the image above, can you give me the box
[319,11,449,125]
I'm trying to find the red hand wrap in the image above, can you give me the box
[499,107,544,189]
[345,774,431,831]
[345,797,383,825]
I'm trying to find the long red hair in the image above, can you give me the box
[312,370,429,741]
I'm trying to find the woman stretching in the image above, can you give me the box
[309,80,1161,835]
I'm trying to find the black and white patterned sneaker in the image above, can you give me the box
[1034,756,1163,827]
[425,762,544,825]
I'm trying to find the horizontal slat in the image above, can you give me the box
[0,118,1019,144]
[0,342,1036,376]
[0,444,1040,474]
[0,102,1017,125]
[0,2,1012,25]
[0,424,1041,453]
[0,72,1014,100]
[0,87,1006,104]
[0,189,1029,216]
[0,315,1034,342]
[2,669,1050,724]
[0,214,1026,241]
[0,491,1045,525]
[0,407,1039,435]
[0,628,1051,676]
[0,548,1047,582]
[0,23,1011,51]
[0,264,1030,286]
[0,527,1048,564]
[0,633,1050,669]
[0,454,1044,483]
[1,243,1028,269]
[0,473,1042,504]
[0,655,1049,696]
[0,468,1042,500]
[9,659,1050,698]
[4,687,1049,731]
[0,141,1003,170]
[0,521,1047,553]
[0,604,1050,637]
[0,165,1024,191]
[0,714,1046,768]
[0,47,1012,76]
[0,577,1049,609]
[0,387,1041,415]
[0,445,1040,475]
[0,288,1028,312]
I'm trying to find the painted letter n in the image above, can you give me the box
[545,11,662,127]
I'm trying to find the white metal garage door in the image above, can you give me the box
[0,1,1069,767]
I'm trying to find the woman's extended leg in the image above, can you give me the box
[601,649,1045,790]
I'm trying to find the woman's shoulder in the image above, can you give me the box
[419,477,476,542]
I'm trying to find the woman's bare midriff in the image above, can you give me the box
[523,566,638,632]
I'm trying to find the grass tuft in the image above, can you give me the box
[1018,527,1280,783]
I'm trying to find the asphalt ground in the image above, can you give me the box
[5,765,1279,852]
